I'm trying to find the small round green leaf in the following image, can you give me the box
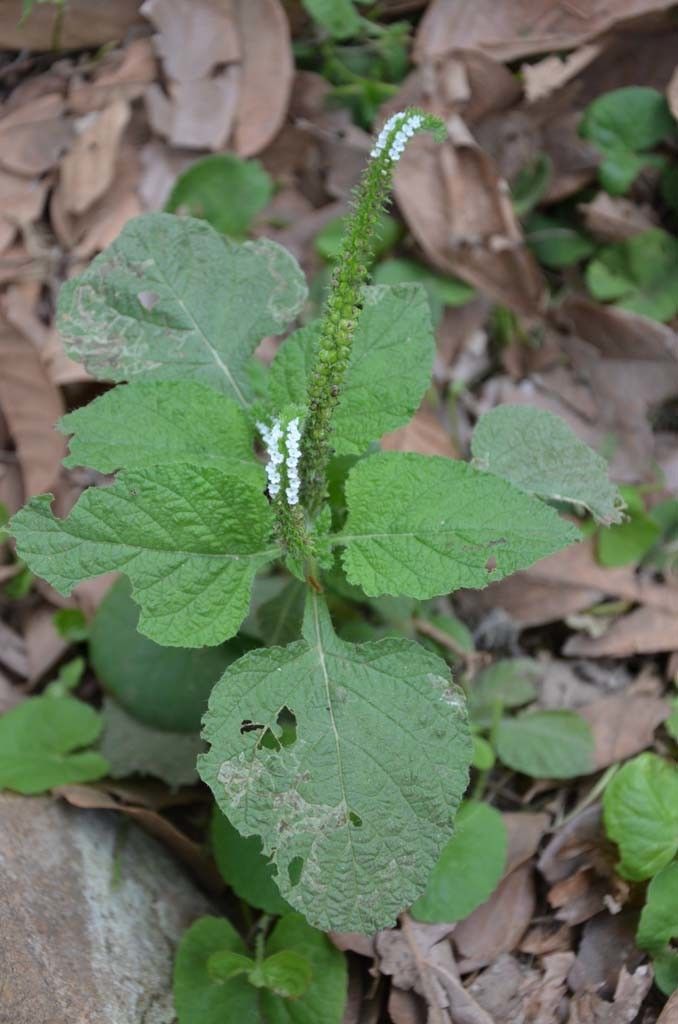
[261,913,347,1023]
[166,155,273,238]
[173,917,258,1024]
[254,950,312,998]
[411,801,507,923]
[495,710,595,779]
[603,753,678,881]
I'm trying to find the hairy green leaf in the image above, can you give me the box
[495,710,595,779]
[411,801,507,923]
[339,453,579,599]
[99,698,202,788]
[174,912,346,1024]
[471,405,624,525]
[268,284,435,455]
[211,807,290,916]
[90,577,245,732]
[165,154,273,237]
[200,593,471,932]
[57,213,307,404]
[11,465,277,647]
[60,381,262,483]
[0,696,108,794]
[603,753,678,880]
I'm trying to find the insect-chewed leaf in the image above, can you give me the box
[57,212,307,405]
[339,452,579,599]
[471,405,624,526]
[10,464,278,648]
[199,593,471,933]
[60,381,263,483]
[267,284,435,455]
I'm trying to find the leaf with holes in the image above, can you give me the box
[471,405,624,525]
[199,593,471,932]
[338,452,579,599]
[10,464,277,647]
[267,284,435,455]
[57,212,307,404]
[60,381,263,484]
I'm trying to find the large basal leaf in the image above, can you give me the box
[90,577,245,733]
[61,381,263,484]
[0,696,109,794]
[471,405,624,526]
[339,452,579,599]
[199,593,472,933]
[267,284,435,455]
[10,464,277,647]
[603,752,678,881]
[57,212,307,404]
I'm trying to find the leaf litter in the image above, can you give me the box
[0,0,677,1020]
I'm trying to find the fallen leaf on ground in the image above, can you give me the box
[466,954,537,1024]
[0,93,72,177]
[522,46,602,103]
[0,0,144,51]
[668,65,678,120]
[394,116,546,316]
[58,99,131,214]
[414,0,678,62]
[658,990,678,1023]
[568,911,643,996]
[0,620,28,678]
[579,192,657,242]
[564,606,678,657]
[0,170,48,254]
[566,964,653,1024]
[68,39,157,115]
[538,805,604,886]
[381,406,459,458]
[453,862,536,973]
[23,606,69,685]
[0,317,65,496]
[522,952,574,1024]
[578,693,669,768]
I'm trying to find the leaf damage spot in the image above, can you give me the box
[138,290,159,312]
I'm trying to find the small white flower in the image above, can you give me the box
[258,417,303,505]
[371,111,424,163]
[285,417,302,506]
[258,418,283,498]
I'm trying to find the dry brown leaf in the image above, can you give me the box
[564,606,678,657]
[0,170,48,254]
[381,406,459,458]
[0,93,72,177]
[68,39,157,115]
[579,192,657,242]
[54,784,223,894]
[145,72,241,150]
[41,326,91,386]
[454,862,536,973]
[538,805,604,886]
[658,990,678,1024]
[58,99,131,215]
[467,954,538,1024]
[503,811,550,873]
[142,0,240,82]
[522,46,602,103]
[0,619,28,678]
[378,916,495,1024]
[232,0,294,157]
[568,911,643,996]
[519,922,572,955]
[668,65,678,120]
[0,0,144,51]
[23,606,69,685]
[394,117,546,316]
[388,987,426,1024]
[522,952,574,1024]
[415,0,678,63]
[0,669,24,714]
[329,931,375,958]
[567,964,653,1024]
[547,868,606,926]
[578,693,669,768]
[0,317,65,497]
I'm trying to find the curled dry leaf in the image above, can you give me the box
[58,100,131,216]
[578,693,669,768]
[0,0,144,51]
[579,192,657,243]
[394,117,546,316]
[658,990,678,1024]
[564,606,678,658]
[0,317,65,497]
[0,93,73,177]
[567,964,653,1024]
[68,39,157,116]
[415,0,678,63]
[142,0,293,155]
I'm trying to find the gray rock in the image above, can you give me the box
[0,793,213,1024]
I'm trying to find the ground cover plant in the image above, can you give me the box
[2,3,678,1022]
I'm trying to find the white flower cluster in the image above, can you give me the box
[370,111,423,161]
[257,417,302,506]
[285,418,301,506]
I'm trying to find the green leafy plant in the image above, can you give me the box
[165,154,273,238]
[9,108,618,932]
[580,87,675,195]
[586,228,678,322]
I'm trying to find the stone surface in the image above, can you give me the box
[0,793,212,1024]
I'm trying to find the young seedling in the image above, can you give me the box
[10,108,619,932]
